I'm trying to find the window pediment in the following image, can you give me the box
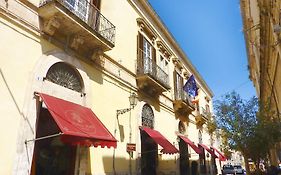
[156,40,172,60]
[137,18,157,42]
[172,58,183,71]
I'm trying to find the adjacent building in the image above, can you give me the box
[240,0,281,166]
[0,0,224,174]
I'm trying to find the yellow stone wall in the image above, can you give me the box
[0,0,217,174]
[0,16,41,175]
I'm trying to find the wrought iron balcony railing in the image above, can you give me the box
[40,0,115,45]
[137,49,169,89]
[174,89,195,108]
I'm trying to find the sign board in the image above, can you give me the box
[126,143,136,152]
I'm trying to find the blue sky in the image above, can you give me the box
[148,0,256,100]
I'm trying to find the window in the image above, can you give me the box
[143,38,153,74]
[159,55,169,74]
[143,38,152,60]
[205,104,210,114]
[174,71,183,100]
[45,62,84,93]
[65,0,89,21]
[142,104,154,129]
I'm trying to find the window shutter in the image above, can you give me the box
[138,32,143,51]
[137,32,144,60]
[180,76,183,91]
[152,46,156,63]
[180,76,184,99]
[91,0,101,9]
[137,32,144,74]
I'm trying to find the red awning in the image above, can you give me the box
[178,135,202,154]
[39,93,117,148]
[140,126,179,154]
[198,143,217,158]
[211,147,227,161]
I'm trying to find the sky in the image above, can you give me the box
[148,0,256,100]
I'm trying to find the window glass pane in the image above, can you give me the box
[143,38,152,59]
[46,62,83,92]
[66,0,76,7]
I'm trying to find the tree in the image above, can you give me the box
[214,91,281,174]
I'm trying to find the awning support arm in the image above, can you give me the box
[24,132,63,144]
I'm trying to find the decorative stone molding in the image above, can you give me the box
[137,18,157,43]
[182,70,190,78]
[70,35,84,50]
[172,58,183,70]
[91,49,103,60]
[91,49,105,67]
[205,96,210,103]
[42,16,61,35]
[156,40,172,60]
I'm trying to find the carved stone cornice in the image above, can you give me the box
[172,58,183,71]
[182,70,190,79]
[91,49,105,67]
[156,40,172,60]
[137,18,157,42]
[70,35,84,50]
[42,16,61,35]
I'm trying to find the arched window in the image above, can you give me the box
[178,121,186,134]
[46,62,84,92]
[142,104,154,129]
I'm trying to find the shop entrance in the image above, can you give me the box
[191,161,199,175]
[179,138,190,175]
[141,131,157,175]
[31,108,76,175]
[141,104,156,175]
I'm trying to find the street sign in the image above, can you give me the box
[126,143,136,152]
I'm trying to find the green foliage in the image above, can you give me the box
[214,91,281,162]
[206,115,217,134]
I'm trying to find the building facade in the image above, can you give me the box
[0,0,223,174]
[240,0,281,165]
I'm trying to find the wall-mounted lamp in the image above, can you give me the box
[116,92,138,116]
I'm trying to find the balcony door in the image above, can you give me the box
[141,104,157,175]
[174,71,183,100]
[65,0,90,22]
[143,38,153,74]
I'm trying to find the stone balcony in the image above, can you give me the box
[136,49,170,97]
[39,0,115,56]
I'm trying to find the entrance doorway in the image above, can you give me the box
[179,138,190,175]
[141,104,156,175]
[178,121,190,175]
[31,108,76,175]
[141,131,157,175]
[191,161,199,175]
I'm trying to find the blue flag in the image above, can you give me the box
[183,74,198,96]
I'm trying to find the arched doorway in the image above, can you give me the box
[32,62,84,175]
[178,121,190,175]
[141,104,157,175]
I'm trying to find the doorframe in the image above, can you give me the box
[13,51,91,175]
